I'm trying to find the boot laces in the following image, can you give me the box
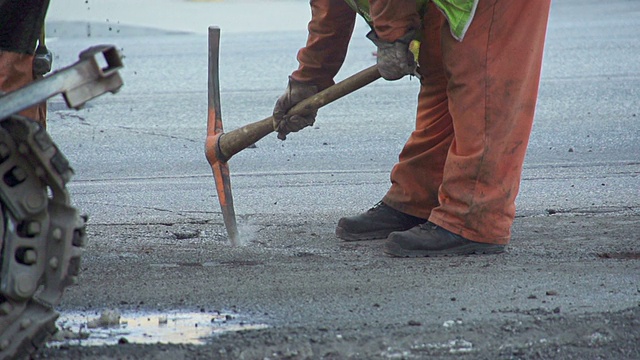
[368,201,386,213]
[419,221,437,230]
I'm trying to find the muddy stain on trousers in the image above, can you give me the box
[383,0,552,245]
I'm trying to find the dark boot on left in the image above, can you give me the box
[384,222,506,257]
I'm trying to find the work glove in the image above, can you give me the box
[367,30,417,81]
[273,77,319,140]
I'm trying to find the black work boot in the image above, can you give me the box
[384,222,506,257]
[335,201,427,241]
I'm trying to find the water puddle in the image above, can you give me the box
[49,310,268,347]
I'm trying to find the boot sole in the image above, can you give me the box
[383,241,505,257]
[335,226,398,242]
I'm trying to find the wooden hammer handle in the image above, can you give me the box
[216,65,381,162]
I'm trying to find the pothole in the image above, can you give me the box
[49,310,268,347]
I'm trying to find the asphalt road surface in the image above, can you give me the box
[35,0,639,359]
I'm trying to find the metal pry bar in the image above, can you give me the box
[0,45,124,119]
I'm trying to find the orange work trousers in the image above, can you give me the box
[0,50,47,128]
[383,0,551,245]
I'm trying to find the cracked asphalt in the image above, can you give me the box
[34,0,639,358]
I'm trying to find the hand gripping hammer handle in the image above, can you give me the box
[213,65,381,163]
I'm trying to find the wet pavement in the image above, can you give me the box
[52,310,267,346]
[34,0,640,358]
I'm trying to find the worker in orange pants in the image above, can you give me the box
[274,0,552,257]
[0,0,51,128]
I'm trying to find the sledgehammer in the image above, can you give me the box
[205,26,381,245]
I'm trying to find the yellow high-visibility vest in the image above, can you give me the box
[344,0,478,41]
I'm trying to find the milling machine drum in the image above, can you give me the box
[0,116,85,360]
